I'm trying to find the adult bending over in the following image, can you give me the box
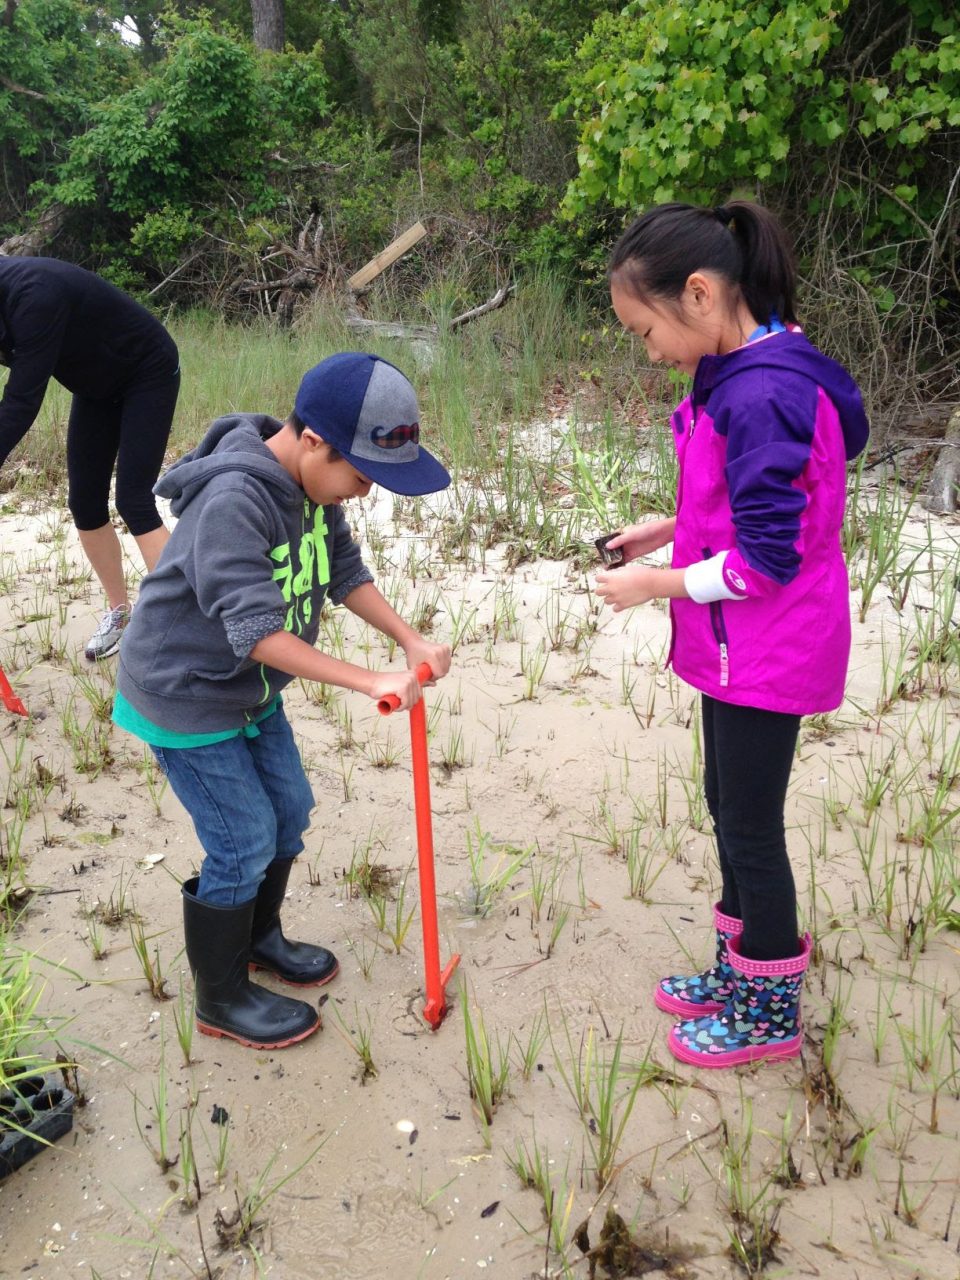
[0,256,180,659]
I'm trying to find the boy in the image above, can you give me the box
[113,352,451,1050]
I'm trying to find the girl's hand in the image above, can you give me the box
[596,564,664,612]
[605,519,676,563]
[368,669,423,710]
[402,637,452,683]
[597,563,688,612]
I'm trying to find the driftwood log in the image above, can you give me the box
[922,405,960,514]
[342,284,515,344]
[344,317,439,341]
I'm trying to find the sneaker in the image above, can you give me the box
[84,605,130,661]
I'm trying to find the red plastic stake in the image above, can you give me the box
[0,665,27,717]
[379,663,460,1028]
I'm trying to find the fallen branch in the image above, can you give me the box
[147,249,205,297]
[235,270,321,296]
[449,283,515,330]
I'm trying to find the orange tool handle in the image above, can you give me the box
[377,661,434,715]
[409,693,460,1027]
[0,665,27,718]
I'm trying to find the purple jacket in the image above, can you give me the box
[668,330,869,715]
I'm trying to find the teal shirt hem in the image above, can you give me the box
[112,690,281,747]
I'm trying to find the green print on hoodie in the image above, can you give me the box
[271,498,332,635]
[116,414,372,734]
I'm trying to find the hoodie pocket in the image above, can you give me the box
[702,546,730,688]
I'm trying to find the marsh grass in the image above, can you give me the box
[129,918,171,1001]
[89,869,137,928]
[137,748,169,817]
[171,973,196,1066]
[696,1100,787,1278]
[552,1020,657,1192]
[132,1028,176,1174]
[330,1001,378,1083]
[462,824,532,918]
[4,274,597,494]
[60,692,114,778]
[213,1139,328,1253]
[340,833,391,900]
[0,951,64,1102]
[507,1130,574,1258]
[176,1099,202,1208]
[383,870,417,954]
[512,1008,549,1081]
[461,983,510,1147]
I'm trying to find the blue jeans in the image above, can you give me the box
[151,706,315,905]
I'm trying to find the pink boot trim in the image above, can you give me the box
[667,1026,803,1068]
[713,903,743,936]
[727,931,812,978]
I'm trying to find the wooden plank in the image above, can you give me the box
[347,221,427,291]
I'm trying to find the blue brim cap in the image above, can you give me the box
[294,352,450,497]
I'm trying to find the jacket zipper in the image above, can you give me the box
[702,546,730,688]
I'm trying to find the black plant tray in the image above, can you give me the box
[0,1073,76,1178]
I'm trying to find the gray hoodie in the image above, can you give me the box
[116,414,372,732]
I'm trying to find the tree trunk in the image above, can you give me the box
[250,0,284,52]
[922,406,960,514]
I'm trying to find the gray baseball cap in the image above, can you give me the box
[294,352,450,496]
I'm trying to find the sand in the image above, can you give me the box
[0,477,957,1280]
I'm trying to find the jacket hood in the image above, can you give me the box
[694,330,869,461]
[155,414,303,516]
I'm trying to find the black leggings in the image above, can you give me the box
[66,365,180,535]
[702,694,800,961]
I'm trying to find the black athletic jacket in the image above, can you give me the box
[0,256,178,464]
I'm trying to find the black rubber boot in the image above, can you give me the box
[249,858,340,987]
[181,877,320,1049]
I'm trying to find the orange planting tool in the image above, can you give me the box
[0,664,27,717]
[379,662,460,1028]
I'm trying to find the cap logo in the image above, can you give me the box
[371,423,420,450]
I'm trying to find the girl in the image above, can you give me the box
[598,201,868,1069]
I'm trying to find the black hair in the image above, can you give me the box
[608,200,797,326]
[287,411,342,461]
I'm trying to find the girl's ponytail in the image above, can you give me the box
[609,200,797,326]
[723,201,797,326]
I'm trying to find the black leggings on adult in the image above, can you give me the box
[702,693,801,961]
[66,357,180,536]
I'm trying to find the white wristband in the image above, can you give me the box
[684,552,746,603]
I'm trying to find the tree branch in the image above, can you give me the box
[0,74,45,100]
